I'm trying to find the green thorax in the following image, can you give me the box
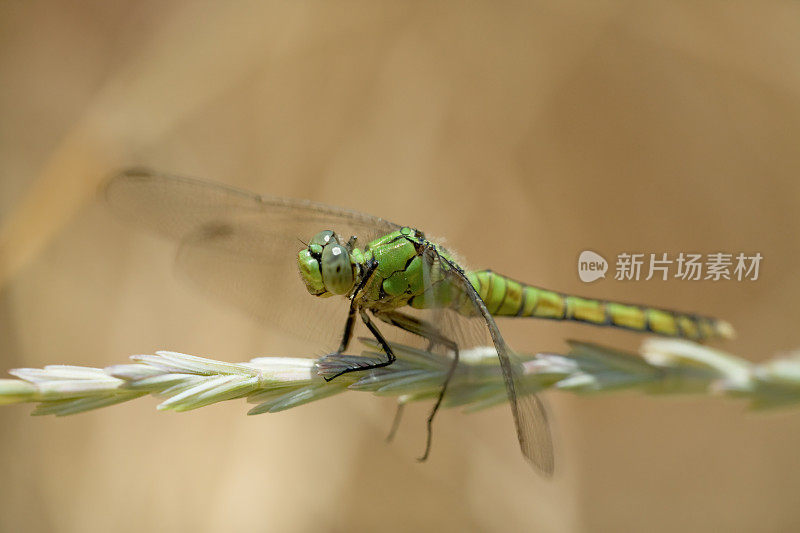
[357,227,466,312]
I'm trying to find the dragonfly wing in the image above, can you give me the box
[105,169,400,348]
[105,169,400,244]
[512,383,555,475]
[419,251,555,475]
[173,213,350,346]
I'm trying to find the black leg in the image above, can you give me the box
[337,302,357,354]
[375,309,459,462]
[320,301,357,383]
[324,308,398,381]
[419,340,458,462]
[375,310,455,351]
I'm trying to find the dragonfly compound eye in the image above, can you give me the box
[321,243,354,295]
[309,230,335,248]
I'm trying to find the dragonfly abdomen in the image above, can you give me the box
[466,270,734,341]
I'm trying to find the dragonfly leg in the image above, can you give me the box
[336,302,357,354]
[375,310,454,350]
[421,347,458,462]
[375,310,460,462]
[321,307,398,382]
[319,302,358,383]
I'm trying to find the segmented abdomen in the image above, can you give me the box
[463,270,734,341]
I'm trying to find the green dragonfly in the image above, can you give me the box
[106,169,734,476]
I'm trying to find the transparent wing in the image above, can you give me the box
[419,249,555,476]
[105,168,400,347]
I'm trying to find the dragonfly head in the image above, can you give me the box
[298,230,357,298]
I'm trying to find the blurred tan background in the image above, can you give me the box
[2,2,800,531]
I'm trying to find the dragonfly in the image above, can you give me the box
[105,169,734,476]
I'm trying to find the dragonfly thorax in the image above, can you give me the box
[297,230,364,298]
